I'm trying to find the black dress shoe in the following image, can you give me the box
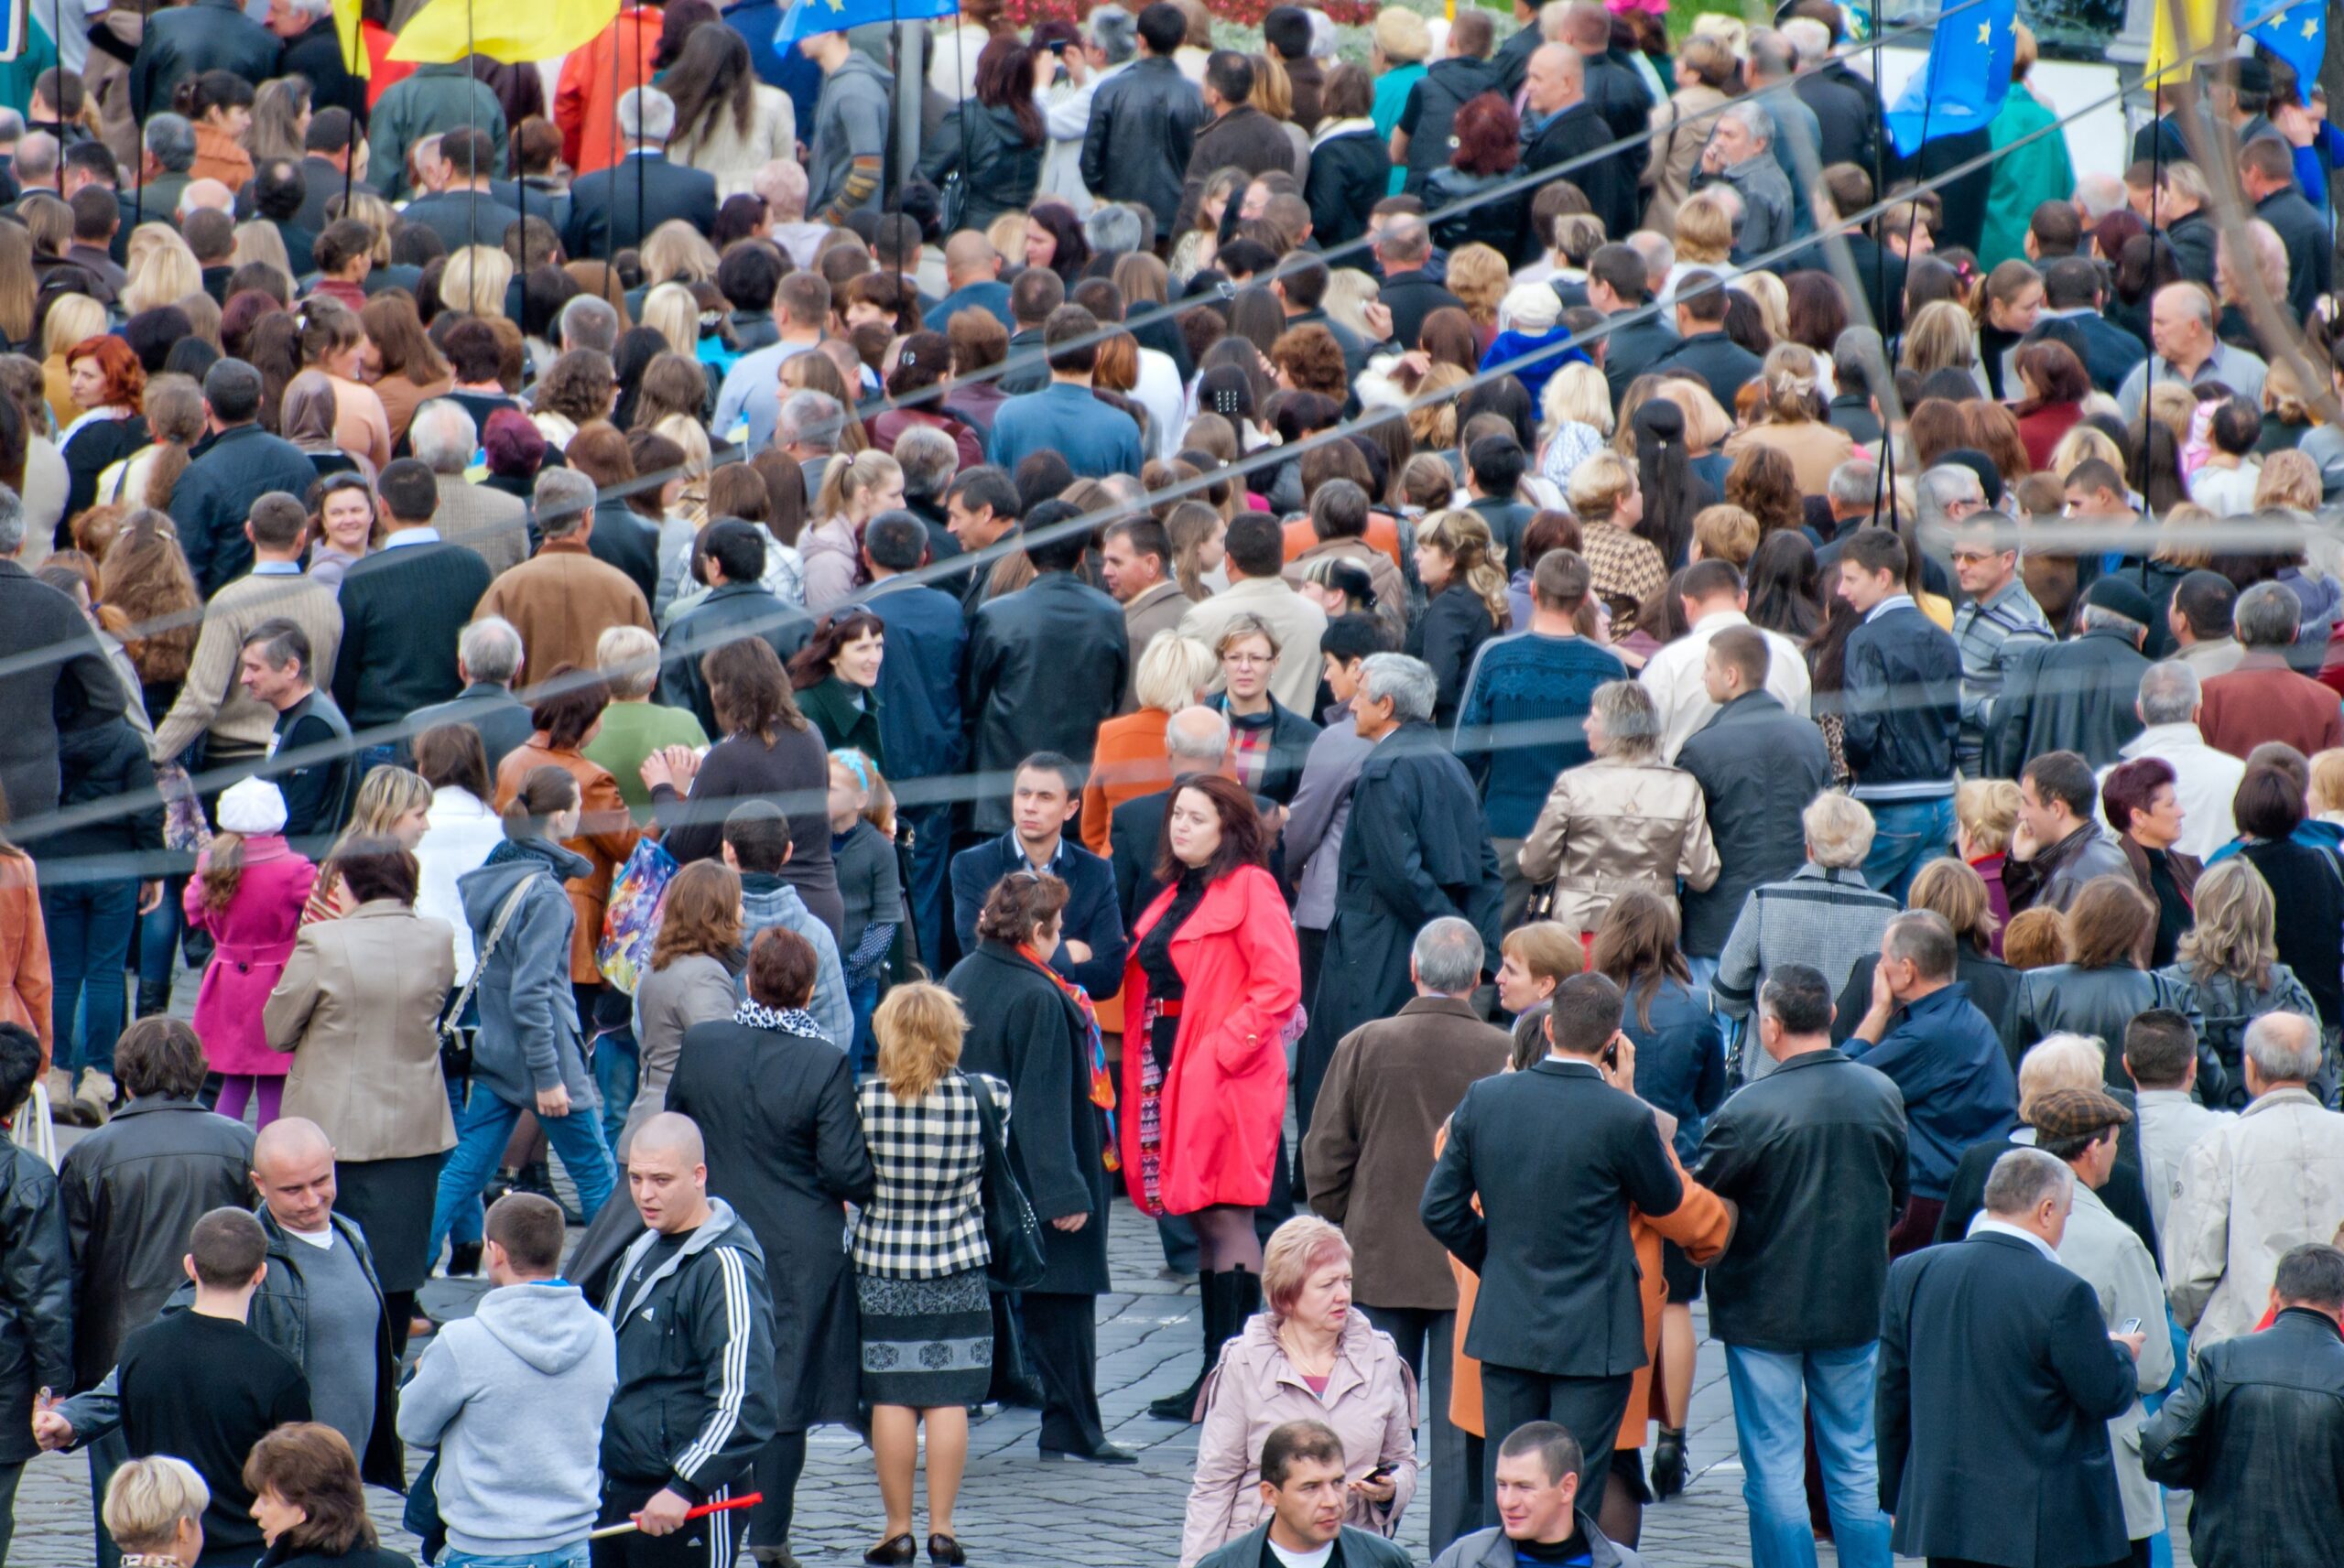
[926,1533,966,1566]
[1038,1442,1138,1465]
[863,1534,915,1565]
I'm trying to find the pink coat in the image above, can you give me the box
[184,837,318,1076]
[1179,1309,1420,1566]
[1118,863,1301,1217]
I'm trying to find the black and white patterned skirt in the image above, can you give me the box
[855,1266,993,1408]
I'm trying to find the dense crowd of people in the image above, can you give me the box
[0,0,2339,1563]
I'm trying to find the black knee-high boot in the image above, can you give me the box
[1148,1270,1222,1420]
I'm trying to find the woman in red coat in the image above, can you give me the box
[1120,772,1303,1421]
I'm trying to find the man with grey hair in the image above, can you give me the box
[2117,281,2266,419]
[1032,5,1140,218]
[1990,575,2154,773]
[558,295,621,357]
[1079,0,1202,235]
[561,84,718,258]
[1947,511,2051,774]
[1298,653,1503,1145]
[891,425,963,560]
[777,389,847,511]
[1878,1143,2144,1568]
[1740,30,1819,237]
[1304,913,1509,1551]
[1080,202,1145,258]
[401,617,533,773]
[1848,909,2017,1249]
[472,470,653,690]
[2198,577,2344,759]
[1368,211,1468,354]
[408,400,529,577]
[1694,99,1795,258]
[2166,1010,2344,1354]
[2097,660,2242,857]
[127,114,197,223]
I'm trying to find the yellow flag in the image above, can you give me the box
[332,0,369,78]
[388,0,618,65]
[2143,0,2218,90]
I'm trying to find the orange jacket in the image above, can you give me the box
[1444,1125,1733,1448]
[493,739,640,984]
[1080,708,1175,859]
[0,855,51,1068]
[555,9,661,176]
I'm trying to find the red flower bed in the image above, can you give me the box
[997,0,1380,27]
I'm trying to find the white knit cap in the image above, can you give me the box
[216,777,288,837]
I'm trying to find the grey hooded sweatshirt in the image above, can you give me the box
[457,837,601,1111]
[396,1281,620,1556]
[805,49,894,222]
[739,871,852,1047]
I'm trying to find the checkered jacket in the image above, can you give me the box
[851,1071,1008,1279]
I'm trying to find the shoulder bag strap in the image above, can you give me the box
[439,878,536,1035]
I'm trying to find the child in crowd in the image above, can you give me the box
[828,749,902,1069]
[183,777,315,1126]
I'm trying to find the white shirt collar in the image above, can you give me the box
[1969,1216,2061,1262]
[284,1222,336,1251]
[383,527,441,549]
[1864,592,1917,623]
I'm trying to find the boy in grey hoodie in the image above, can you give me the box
[398,1194,619,1566]
[799,29,894,225]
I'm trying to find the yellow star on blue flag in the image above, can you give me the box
[2246,0,2324,89]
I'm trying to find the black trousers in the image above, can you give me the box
[593,1477,746,1568]
[747,1430,808,1553]
[1021,1290,1108,1454]
[1357,1303,1473,1557]
[1477,1364,1632,1527]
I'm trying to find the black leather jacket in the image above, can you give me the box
[2142,1307,2344,1568]
[1693,1048,1910,1354]
[1080,56,1205,233]
[0,1146,72,1465]
[57,1097,255,1390]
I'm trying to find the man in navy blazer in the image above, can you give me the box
[560,87,720,260]
[950,753,1127,993]
[1421,973,1684,1521]
[1876,1145,2146,1568]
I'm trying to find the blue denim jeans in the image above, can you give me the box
[898,799,952,974]
[429,1082,615,1266]
[135,875,186,993]
[441,1544,589,1568]
[846,974,880,1073]
[40,877,137,1075]
[1860,796,1956,903]
[1724,1341,1894,1568]
[594,1033,638,1158]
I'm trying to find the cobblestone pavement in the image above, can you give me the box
[4,1190,2202,1567]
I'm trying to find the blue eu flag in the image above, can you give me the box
[1885,0,2022,157]
[777,0,959,42]
[2248,0,2325,94]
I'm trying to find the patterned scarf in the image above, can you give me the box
[734,998,828,1040]
[1017,944,1120,1172]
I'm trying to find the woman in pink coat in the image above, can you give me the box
[1180,1217,1418,1566]
[183,778,317,1127]
[1120,773,1304,1421]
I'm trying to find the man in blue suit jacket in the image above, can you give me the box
[561,87,720,260]
[950,754,1127,993]
[863,514,968,973]
[1876,1144,2145,1568]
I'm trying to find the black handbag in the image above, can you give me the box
[966,1073,1047,1292]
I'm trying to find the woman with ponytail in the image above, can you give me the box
[426,762,618,1270]
[1720,343,1855,495]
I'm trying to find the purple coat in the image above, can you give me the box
[184,837,318,1076]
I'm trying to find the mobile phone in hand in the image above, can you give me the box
[2118,1317,2143,1335]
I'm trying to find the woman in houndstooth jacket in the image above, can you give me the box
[850,982,1008,1567]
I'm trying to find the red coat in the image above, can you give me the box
[1118,864,1301,1217]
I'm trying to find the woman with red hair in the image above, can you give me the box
[60,336,147,530]
[1427,92,1525,258]
[1121,771,1304,1422]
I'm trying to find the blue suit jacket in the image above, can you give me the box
[949,833,1127,997]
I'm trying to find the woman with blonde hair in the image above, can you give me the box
[1180,1216,1418,1566]
[2155,857,2317,1108]
[1409,509,1509,726]
[1443,244,1510,342]
[1670,189,1735,272]
[229,221,293,289]
[637,221,722,290]
[2253,448,2322,512]
[1167,501,1227,600]
[1937,1031,2159,1252]
[1567,450,1668,621]
[42,295,109,426]
[0,224,32,350]
[301,764,435,924]
[1721,342,1856,493]
[1520,681,1719,935]
[1403,362,1470,451]
[1654,378,1734,487]
[1956,776,2023,948]
[120,233,203,319]
[1537,362,1615,492]
[638,282,703,360]
[1899,298,1987,391]
[440,244,516,319]
[103,1455,208,1568]
[801,449,904,613]
[246,76,311,165]
[1082,634,1219,853]
[852,981,1003,1566]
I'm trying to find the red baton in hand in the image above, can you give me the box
[587,1493,765,1541]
